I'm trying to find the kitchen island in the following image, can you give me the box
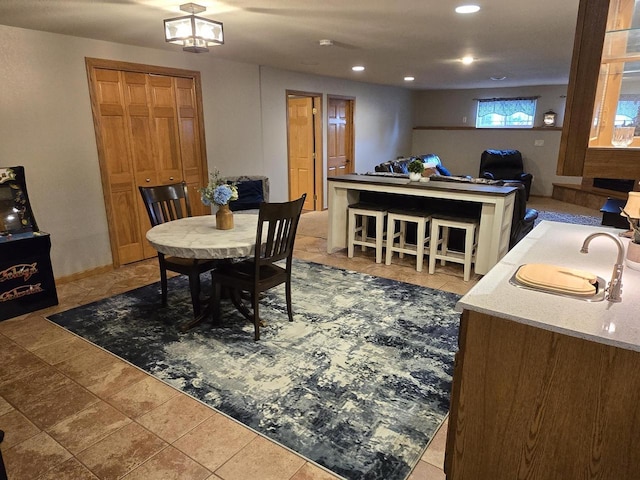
[327,174,518,274]
[446,221,640,479]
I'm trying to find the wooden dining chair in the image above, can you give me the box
[212,193,306,340]
[139,182,216,316]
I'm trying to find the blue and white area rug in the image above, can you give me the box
[48,260,461,480]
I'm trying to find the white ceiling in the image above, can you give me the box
[0,0,581,90]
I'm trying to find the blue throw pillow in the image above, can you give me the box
[229,180,264,211]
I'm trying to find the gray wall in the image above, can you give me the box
[0,24,413,278]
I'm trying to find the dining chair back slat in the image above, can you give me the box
[138,182,216,317]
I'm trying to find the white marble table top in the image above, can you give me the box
[146,214,260,259]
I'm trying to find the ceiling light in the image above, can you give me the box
[319,39,334,46]
[352,65,365,72]
[461,56,474,65]
[490,75,507,81]
[455,5,481,14]
[404,76,415,82]
[164,3,224,53]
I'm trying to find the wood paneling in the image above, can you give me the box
[446,310,640,479]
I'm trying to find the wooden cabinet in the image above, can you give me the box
[86,59,208,266]
[445,310,640,479]
[558,0,640,181]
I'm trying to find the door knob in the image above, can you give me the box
[169,177,174,181]
[145,178,150,182]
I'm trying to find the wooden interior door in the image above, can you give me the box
[287,96,316,210]
[327,97,354,177]
[92,68,145,264]
[87,58,208,267]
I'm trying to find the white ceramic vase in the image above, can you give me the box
[409,172,422,181]
[626,241,640,270]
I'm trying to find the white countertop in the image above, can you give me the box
[457,221,640,352]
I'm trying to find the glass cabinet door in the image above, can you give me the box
[591,0,640,149]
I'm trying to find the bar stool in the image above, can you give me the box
[385,208,433,272]
[348,203,388,263]
[429,215,478,281]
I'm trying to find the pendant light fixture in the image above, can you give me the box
[164,3,224,53]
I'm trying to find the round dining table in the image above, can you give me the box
[146,214,260,260]
[146,213,262,330]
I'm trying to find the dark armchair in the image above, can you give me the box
[479,149,533,200]
[503,181,538,249]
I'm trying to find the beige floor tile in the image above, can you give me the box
[0,337,48,386]
[290,462,342,480]
[122,445,211,480]
[56,349,148,397]
[0,409,40,449]
[46,400,131,455]
[0,395,13,416]
[3,431,72,480]
[422,418,447,469]
[31,330,99,365]
[76,422,167,480]
[136,394,215,443]
[214,435,306,480]
[407,459,446,480]
[107,376,180,418]
[173,413,257,472]
[0,366,99,429]
[36,457,100,480]
[0,316,70,351]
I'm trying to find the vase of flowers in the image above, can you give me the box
[199,169,238,230]
[408,158,425,181]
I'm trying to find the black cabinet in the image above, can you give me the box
[0,166,58,321]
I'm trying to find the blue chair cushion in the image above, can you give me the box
[229,179,264,211]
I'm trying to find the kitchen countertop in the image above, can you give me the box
[457,220,640,352]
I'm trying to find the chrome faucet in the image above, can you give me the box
[580,232,625,302]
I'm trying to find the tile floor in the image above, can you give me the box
[0,197,599,480]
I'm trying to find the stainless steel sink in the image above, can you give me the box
[509,271,607,302]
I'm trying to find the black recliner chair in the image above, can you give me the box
[504,181,538,249]
[479,149,533,200]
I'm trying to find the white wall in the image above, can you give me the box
[258,66,414,203]
[412,129,580,197]
[410,85,580,197]
[0,24,413,278]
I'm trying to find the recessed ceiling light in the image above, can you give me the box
[404,76,415,82]
[352,65,365,72]
[490,75,507,81]
[319,39,334,47]
[461,56,474,65]
[455,5,481,14]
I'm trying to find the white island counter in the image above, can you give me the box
[457,220,640,352]
[445,221,640,480]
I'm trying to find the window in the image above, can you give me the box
[475,97,537,128]
[615,94,640,126]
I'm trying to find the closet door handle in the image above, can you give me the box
[169,177,174,181]
[145,178,151,182]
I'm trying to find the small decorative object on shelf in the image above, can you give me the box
[408,158,425,181]
[612,125,636,147]
[543,110,557,127]
[199,168,238,230]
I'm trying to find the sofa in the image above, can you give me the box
[374,153,452,176]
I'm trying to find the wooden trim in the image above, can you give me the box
[85,57,201,79]
[584,147,640,178]
[55,264,114,284]
[413,126,562,131]
[557,0,610,176]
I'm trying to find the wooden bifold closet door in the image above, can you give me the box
[86,58,208,266]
